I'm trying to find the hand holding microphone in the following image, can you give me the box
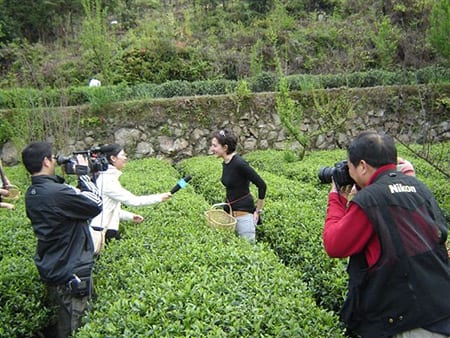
[158,176,191,202]
[170,175,192,194]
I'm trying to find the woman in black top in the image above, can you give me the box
[210,128,267,242]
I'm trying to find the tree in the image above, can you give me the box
[371,16,400,70]
[0,0,83,43]
[80,0,119,84]
[247,0,274,14]
[427,0,450,62]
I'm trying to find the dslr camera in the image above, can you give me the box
[56,147,108,176]
[318,160,355,190]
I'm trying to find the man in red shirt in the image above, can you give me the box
[323,131,450,338]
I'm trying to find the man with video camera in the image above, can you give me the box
[22,142,103,338]
[322,131,450,338]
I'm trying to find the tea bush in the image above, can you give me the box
[178,144,449,314]
[1,156,345,337]
[178,154,348,312]
[77,158,344,337]
[0,165,50,337]
[0,67,448,108]
[1,145,447,337]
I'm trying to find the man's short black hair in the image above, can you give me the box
[22,142,53,174]
[347,131,397,168]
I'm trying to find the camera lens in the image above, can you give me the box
[318,166,335,184]
[56,155,71,165]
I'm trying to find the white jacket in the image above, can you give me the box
[90,165,164,231]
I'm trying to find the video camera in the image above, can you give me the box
[56,147,109,176]
[318,160,355,190]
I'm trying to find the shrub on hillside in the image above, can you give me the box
[154,80,195,98]
[0,68,448,109]
[191,79,236,96]
[250,71,278,92]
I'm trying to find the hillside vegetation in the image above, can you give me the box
[0,0,448,90]
[0,144,448,337]
[0,0,448,164]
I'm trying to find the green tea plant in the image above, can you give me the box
[2,147,447,337]
[0,165,50,337]
[77,158,344,337]
[179,153,349,312]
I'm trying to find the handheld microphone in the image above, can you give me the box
[170,175,192,194]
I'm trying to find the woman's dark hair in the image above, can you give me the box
[99,143,122,164]
[211,128,237,154]
[22,142,53,174]
[347,131,397,168]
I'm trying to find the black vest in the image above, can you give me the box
[342,170,450,337]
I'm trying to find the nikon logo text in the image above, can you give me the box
[389,183,416,194]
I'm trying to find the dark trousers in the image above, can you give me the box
[105,229,121,242]
[45,283,90,338]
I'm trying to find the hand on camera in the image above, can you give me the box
[340,184,353,196]
[74,154,90,175]
[76,154,89,166]
[330,178,339,193]
[330,179,353,199]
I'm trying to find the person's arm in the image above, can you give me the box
[323,191,375,258]
[55,175,103,220]
[238,160,266,198]
[102,174,170,207]
[105,181,169,206]
[57,155,103,219]
[0,161,11,189]
[120,208,136,222]
[240,160,267,220]
[255,199,264,212]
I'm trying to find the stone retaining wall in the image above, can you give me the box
[1,85,449,165]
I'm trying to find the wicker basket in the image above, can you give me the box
[2,185,20,203]
[205,203,237,231]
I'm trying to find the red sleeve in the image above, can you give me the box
[323,192,381,266]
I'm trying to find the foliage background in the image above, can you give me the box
[0,0,448,89]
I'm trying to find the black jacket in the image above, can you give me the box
[25,175,102,285]
[343,170,450,337]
